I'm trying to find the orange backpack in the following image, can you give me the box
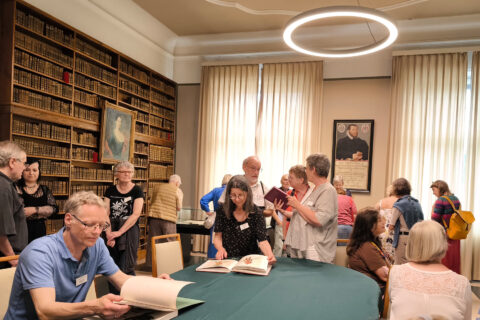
[441,196,475,240]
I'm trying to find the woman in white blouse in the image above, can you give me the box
[388,220,471,320]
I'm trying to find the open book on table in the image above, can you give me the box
[116,276,203,315]
[196,254,272,276]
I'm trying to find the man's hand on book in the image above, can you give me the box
[96,293,130,319]
[216,247,228,260]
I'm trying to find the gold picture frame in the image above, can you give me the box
[99,102,136,163]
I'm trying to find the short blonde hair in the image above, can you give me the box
[221,174,232,185]
[64,191,106,216]
[113,161,134,175]
[406,220,448,263]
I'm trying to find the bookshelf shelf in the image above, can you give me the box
[13,82,72,101]
[15,23,74,51]
[14,44,73,70]
[75,50,117,72]
[74,70,116,88]
[12,132,70,144]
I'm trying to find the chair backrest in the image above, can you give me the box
[382,270,391,319]
[0,255,19,318]
[334,239,349,267]
[152,233,183,277]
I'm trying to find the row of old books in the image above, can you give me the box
[72,167,113,181]
[135,123,149,135]
[151,90,175,110]
[149,164,174,180]
[150,77,175,97]
[133,156,148,167]
[149,145,174,163]
[150,127,173,141]
[13,118,70,142]
[14,49,72,83]
[72,147,95,161]
[14,136,69,159]
[15,30,73,67]
[38,159,69,176]
[134,142,148,154]
[74,89,101,108]
[71,184,109,197]
[13,87,71,115]
[119,60,149,84]
[16,8,74,47]
[56,199,67,213]
[151,104,175,120]
[150,115,174,131]
[46,219,64,234]
[76,57,117,85]
[14,68,73,98]
[76,37,114,67]
[72,130,97,147]
[73,104,100,122]
[41,179,68,195]
[137,112,149,123]
[134,168,147,180]
[119,78,149,99]
[75,74,116,99]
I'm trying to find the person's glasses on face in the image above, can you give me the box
[117,171,133,175]
[71,214,110,232]
[230,193,246,200]
[15,158,26,167]
[247,165,262,173]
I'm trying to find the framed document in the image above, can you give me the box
[331,120,374,193]
[100,102,136,163]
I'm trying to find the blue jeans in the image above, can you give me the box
[337,225,353,246]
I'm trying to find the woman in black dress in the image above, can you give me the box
[214,175,275,264]
[17,159,57,242]
[104,161,144,277]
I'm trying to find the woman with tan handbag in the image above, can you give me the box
[430,180,461,274]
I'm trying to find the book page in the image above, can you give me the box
[196,259,238,272]
[233,255,268,272]
[120,276,192,311]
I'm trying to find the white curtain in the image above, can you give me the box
[388,53,480,278]
[256,62,323,187]
[464,52,480,279]
[196,65,259,202]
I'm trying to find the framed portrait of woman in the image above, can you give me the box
[100,102,136,163]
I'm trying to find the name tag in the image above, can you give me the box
[124,196,132,202]
[76,274,88,286]
[240,223,249,231]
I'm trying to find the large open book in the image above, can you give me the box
[118,277,203,314]
[196,254,272,276]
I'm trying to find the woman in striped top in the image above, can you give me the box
[430,180,461,273]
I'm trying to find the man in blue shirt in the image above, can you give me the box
[200,174,232,258]
[6,191,169,319]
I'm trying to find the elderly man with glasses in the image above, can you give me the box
[5,191,170,319]
[0,140,28,269]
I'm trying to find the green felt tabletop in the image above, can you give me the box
[172,257,380,320]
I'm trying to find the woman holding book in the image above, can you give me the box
[273,165,311,247]
[214,175,276,264]
[284,154,338,263]
[104,161,144,281]
[17,159,57,243]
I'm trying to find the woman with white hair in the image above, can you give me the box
[104,161,144,283]
[388,220,471,320]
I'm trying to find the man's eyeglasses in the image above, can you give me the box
[117,171,133,174]
[71,214,110,232]
[246,165,262,173]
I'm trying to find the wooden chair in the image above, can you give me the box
[0,255,20,318]
[382,271,391,319]
[334,239,349,267]
[151,234,183,277]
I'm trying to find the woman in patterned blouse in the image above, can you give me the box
[430,180,461,273]
[214,175,276,264]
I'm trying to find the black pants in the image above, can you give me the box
[27,219,46,243]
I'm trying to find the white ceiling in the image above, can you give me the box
[132,0,480,36]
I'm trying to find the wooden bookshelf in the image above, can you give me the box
[0,0,177,249]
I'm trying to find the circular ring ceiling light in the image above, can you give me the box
[283,6,398,58]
